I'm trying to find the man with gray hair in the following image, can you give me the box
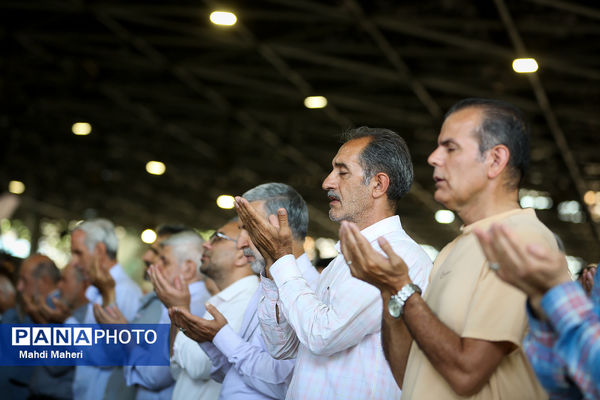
[171,183,319,399]
[235,128,433,399]
[71,218,142,400]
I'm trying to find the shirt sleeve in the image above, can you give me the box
[541,281,600,398]
[124,365,174,391]
[258,275,300,359]
[524,302,582,398]
[269,254,382,357]
[170,331,213,380]
[212,323,294,399]
[198,341,231,383]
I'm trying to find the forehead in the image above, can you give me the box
[219,221,240,237]
[438,107,483,144]
[332,137,369,168]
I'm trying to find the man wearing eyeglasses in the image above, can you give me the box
[163,220,259,400]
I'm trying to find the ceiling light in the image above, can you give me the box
[141,229,157,244]
[146,161,166,176]
[216,195,235,209]
[435,210,455,224]
[512,58,538,73]
[72,122,92,136]
[8,180,25,195]
[304,96,328,109]
[210,11,237,26]
[584,190,596,205]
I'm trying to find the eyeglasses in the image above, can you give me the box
[209,231,237,244]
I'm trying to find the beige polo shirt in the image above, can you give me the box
[401,208,553,400]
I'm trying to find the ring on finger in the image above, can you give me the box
[489,262,500,271]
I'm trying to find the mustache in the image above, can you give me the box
[327,191,340,201]
[243,248,256,258]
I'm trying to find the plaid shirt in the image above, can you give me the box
[258,216,433,399]
[524,268,600,399]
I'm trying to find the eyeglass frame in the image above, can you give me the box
[209,231,237,244]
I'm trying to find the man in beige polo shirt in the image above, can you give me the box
[340,98,553,399]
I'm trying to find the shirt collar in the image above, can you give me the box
[188,281,207,300]
[334,215,403,252]
[210,275,259,303]
[460,208,534,235]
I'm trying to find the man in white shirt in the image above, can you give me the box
[171,183,319,399]
[70,218,143,400]
[166,220,259,400]
[235,127,433,399]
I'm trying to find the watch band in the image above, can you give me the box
[388,283,422,318]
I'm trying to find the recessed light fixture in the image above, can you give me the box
[304,96,328,109]
[146,161,166,176]
[210,11,237,26]
[512,58,538,73]
[216,195,235,209]
[8,180,25,195]
[72,122,92,136]
[141,229,157,244]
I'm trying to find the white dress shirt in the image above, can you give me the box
[258,216,432,400]
[200,254,319,399]
[170,275,259,400]
[73,264,143,400]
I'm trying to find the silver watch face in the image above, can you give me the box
[388,296,402,318]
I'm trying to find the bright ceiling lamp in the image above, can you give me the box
[141,229,157,244]
[216,195,235,209]
[72,122,92,136]
[146,161,166,176]
[512,58,538,73]
[8,180,25,195]
[210,11,237,26]
[304,96,328,109]
[435,210,455,224]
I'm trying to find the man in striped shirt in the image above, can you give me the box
[236,127,432,399]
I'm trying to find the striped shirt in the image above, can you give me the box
[258,216,432,399]
[525,268,600,399]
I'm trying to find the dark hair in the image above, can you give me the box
[156,224,192,237]
[242,183,309,240]
[342,127,414,203]
[31,256,61,284]
[445,98,530,189]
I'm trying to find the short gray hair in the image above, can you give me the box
[342,127,414,204]
[73,219,119,260]
[160,231,204,271]
[242,183,309,240]
[31,255,61,284]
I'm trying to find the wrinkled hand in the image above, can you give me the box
[340,220,411,293]
[149,265,190,310]
[474,223,571,301]
[93,303,128,324]
[39,297,72,323]
[169,303,228,343]
[581,264,597,295]
[235,196,293,267]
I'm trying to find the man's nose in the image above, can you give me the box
[428,147,442,167]
[322,171,335,191]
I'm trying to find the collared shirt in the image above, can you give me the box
[73,263,143,400]
[524,267,600,399]
[200,254,319,400]
[259,216,432,400]
[122,282,210,400]
[402,208,551,400]
[171,275,259,400]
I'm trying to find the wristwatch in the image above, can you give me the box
[388,283,421,318]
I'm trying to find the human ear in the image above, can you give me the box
[371,172,390,199]
[487,145,510,179]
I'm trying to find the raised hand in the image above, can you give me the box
[88,251,116,304]
[149,265,190,310]
[234,196,293,267]
[93,303,128,324]
[39,297,72,323]
[474,223,571,313]
[339,220,411,293]
[169,303,228,343]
